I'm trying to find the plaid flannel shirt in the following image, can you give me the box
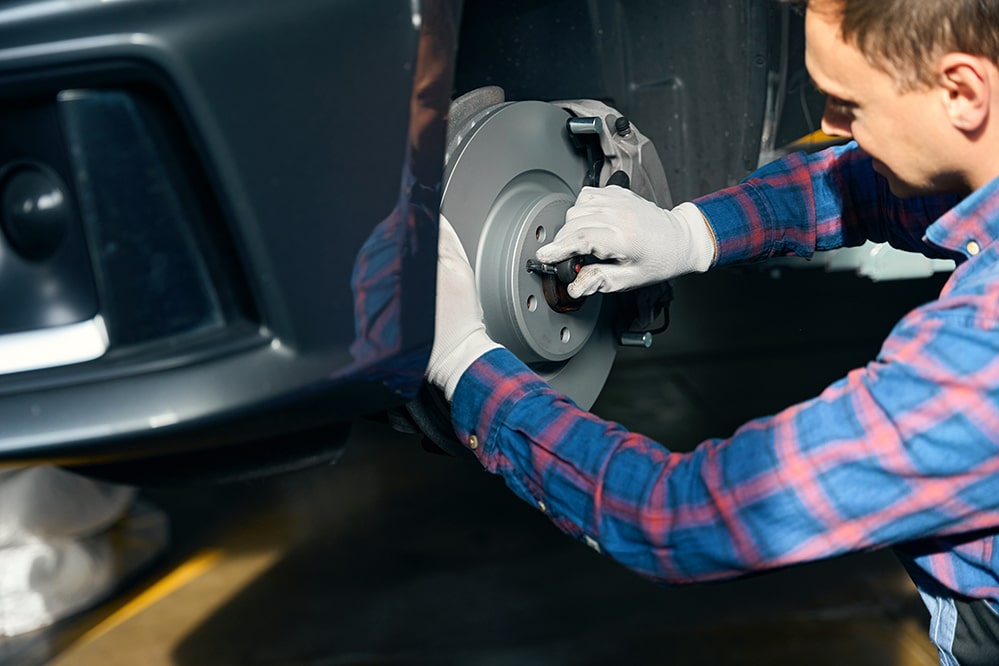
[451,142,999,609]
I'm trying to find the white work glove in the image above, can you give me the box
[427,215,501,401]
[536,186,716,299]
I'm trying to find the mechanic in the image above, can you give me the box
[426,0,999,664]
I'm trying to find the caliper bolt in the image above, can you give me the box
[614,116,632,137]
[620,331,653,348]
[567,117,602,136]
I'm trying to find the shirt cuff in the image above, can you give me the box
[449,348,548,468]
[693,184,774,268]
[448,348,599,545]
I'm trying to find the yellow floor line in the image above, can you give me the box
[71,548,223,649]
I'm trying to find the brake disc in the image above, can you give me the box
[440,88,616,409]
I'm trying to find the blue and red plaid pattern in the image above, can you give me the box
[332,161,438,398]
[451,142,999,605]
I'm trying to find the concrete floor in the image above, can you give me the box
[3,266,952,665]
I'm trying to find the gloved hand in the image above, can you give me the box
[536,186,716,299]
[427,215,501,401]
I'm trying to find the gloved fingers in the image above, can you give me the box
[563,200,622,226]
[567,264,615,299]
[538,195,632,263]
[431,215,502,399]
[537,222,629,264]
[438,215,472,267]
[437,215,483,318]
[574,183,642,207]
[535,235,580,264]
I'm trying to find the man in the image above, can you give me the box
[427,0,999,663]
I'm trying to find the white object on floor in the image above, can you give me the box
[0,466,136,637]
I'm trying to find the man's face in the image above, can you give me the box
[804,5,961,196]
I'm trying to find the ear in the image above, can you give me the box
[937,53,991,133]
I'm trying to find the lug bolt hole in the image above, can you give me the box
[560,327,571,344]
[527,295,538,312]
[535,226,546,242]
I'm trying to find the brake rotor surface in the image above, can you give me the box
[441,97,617,409]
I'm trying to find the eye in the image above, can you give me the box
[826,95,857,115]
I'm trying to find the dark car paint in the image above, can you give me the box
[0,0,451,464]
[0,0,816,477]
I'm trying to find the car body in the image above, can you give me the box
[0,0,819,480]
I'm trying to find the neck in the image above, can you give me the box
[962,133,999,192]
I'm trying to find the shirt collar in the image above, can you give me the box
[926,173,999,260]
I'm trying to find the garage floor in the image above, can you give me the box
[2,267,951,665]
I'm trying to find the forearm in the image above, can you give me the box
[451,349,801,584]
[694,142,960,268]
[453,328,999,584]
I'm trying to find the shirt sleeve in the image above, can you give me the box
[693,141,961,268]
[451,288,999,584]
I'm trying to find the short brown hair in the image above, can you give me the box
[781,0,999,90]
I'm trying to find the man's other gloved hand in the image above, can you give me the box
[536,186,716,299]
[427,215,501,401]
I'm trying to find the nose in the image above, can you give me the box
[820,99,853,139]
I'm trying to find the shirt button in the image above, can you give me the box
[468,434,479,450]
[583,535,601,553]
[967,241,981,256]
[537,500,547,513]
